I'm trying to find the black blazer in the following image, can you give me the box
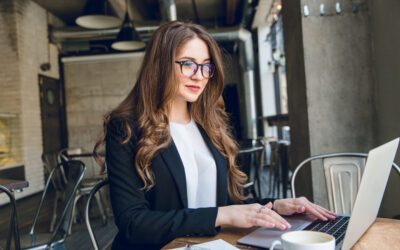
[106,118,229,249]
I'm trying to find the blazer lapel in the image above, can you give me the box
[197,125,229,206]
[160,141,188,208]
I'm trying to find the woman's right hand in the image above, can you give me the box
[215,202,291,230]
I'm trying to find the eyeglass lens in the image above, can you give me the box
[180,60,214,78]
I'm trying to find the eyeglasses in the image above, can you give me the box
[175,60,215,79]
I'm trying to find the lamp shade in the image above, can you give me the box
[76,0,122,29]
[111,13,146,51]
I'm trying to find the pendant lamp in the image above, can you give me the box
[111,3,146,51]
[76,0,122,29]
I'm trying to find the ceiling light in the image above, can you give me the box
[111,2,145,51]
[76,0,122,29]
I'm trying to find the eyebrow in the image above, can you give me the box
[177,56,211,63]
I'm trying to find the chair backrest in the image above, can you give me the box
[29,160,86,248]
[237,139,265,176]
[58,147,100,177]
[42,152,66,192]
[237,139,265,198]
[85,179,109,250]
[291,152,400,214]
[58,147,83,163]
[0,185,20,250]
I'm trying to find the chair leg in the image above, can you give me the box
[50,192,61,232]
[51,242,67,250]
[277,164,282,198]
[95,192,107,225]
[68,193,83,235]
[269,166,274,196]
[273,169,280,198]
[256,163,265,198]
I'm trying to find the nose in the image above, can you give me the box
[191,68,204,80]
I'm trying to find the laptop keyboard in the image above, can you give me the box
[304,215,350,244]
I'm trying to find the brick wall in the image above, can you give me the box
[62,53,144,176]
[0,0,61,205]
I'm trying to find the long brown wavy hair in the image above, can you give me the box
[94,21,247,202]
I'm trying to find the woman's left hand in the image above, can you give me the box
[273,197,337,221]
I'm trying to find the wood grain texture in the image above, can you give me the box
[162,218,400,250]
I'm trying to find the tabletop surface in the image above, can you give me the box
[0,178,29,191]
[162,217,400,249]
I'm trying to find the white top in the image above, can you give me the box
[169,119,217,208]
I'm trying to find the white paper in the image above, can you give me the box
[169,239,239,250]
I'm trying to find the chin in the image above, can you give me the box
[184,94,201,103]
[186,97,200,103]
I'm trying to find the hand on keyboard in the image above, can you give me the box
[273,197,337,221]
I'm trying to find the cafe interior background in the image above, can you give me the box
[0,0,399,245]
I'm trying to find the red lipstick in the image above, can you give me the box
[186,85,200,92]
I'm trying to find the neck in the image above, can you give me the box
[169,99,191,124]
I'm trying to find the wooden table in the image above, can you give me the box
[0,178,29,192]
[162,218,400,249]
[351,218,400,250]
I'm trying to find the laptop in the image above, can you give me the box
[237,138,399,250]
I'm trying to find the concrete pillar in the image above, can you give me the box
[302,0,375,207]
[282,0,376,206]
[282,0,313,200]
[369,0,400,218]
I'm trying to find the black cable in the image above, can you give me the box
[191,0,200,24]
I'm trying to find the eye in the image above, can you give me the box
[203,63,214,74]
[203,63,213,72]
[182,60,194,67]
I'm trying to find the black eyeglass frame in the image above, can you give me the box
[174,60,215,79]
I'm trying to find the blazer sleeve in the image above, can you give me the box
[106,119,219,245]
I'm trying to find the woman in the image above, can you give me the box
[94,21,336,249]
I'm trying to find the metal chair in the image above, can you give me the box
[237,139,265,198]
[291,152,400,214]
[42,152,67,232]
[85,179,116,250]
[268,140,291,198]
[58,148,106,234]
[18,160,86,249]
[0,185,21,250]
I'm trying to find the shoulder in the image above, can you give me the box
[107,117,138,142]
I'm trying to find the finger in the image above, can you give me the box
[314,205,337,219]
[256,208,282,229]
[295,198,335,220]
[304,203,328,221]
[269,209,292,229]
[260,208,291,230]
[254,217,275,228]
[265,202,273,209]
[316,205,337,217]
[312,204,336,219]
[299,199,332,220]
[257,212,285,230]
[295,205,306,213]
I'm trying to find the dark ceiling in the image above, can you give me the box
[31,0,250,28]
[29,0,277,55]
